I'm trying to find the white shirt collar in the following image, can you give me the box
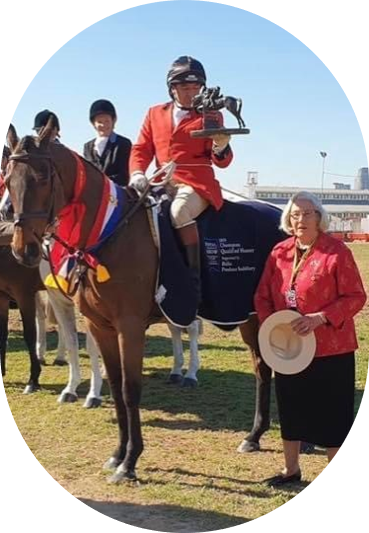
[172,103,190,127]
[93,132,117,156]
[94,136,109,157]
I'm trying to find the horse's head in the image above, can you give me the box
[6,121,58,267]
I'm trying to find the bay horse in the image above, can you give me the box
[0,244,43,393]
[6,123,272,482]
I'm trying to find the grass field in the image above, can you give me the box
[3,243,369,531]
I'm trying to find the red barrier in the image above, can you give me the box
[346,233,369,242]
[329,232,369,242]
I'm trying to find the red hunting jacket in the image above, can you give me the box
[129,102,233,210]
[254,232,367,357]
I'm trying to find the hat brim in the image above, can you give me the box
[258,310,316,375]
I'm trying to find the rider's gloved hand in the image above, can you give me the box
[129,172,148,193]
[211,133,231,154]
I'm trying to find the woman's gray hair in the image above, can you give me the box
[280,191,330,235]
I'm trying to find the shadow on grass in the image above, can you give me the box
[145,334,246,357]
[141,366,273,433]
[6,330,87,353]
[144,466,310,492]
[80,498,249,532]
[142,365,364,434]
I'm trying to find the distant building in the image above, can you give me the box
[239,168,369,232]
[333,182,351,190]
[354,167,369,190]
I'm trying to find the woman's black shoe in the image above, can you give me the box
[265,470,302,487]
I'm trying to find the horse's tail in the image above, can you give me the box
[238,97,242,115]
[197,318,204,336]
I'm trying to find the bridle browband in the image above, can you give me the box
[8,151,59,228]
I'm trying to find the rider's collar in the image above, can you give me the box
[173,101,193,111]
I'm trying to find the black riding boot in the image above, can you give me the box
[177,223,201,305]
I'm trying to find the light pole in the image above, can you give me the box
[320,151,327,194]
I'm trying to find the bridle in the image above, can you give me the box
[8,151,61,232]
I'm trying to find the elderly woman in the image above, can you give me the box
[254,191,366,487]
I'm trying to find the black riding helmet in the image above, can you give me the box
[167,56,206,98]
[33,109,60,131]
[89,99,117,122]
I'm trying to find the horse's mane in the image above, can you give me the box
[16,136,38,154]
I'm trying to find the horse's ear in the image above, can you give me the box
[7,123,19,153]
[38,116,54,150]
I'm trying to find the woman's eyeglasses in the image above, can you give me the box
[290,210,318,220]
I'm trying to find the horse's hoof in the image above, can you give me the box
[58,392,78,403]
[53,359,69,367]
[103,457,121,472]
[237,439,260,453]
[83,397,102,409]
[181,377,198,388]
[23,383,41,395]
[167,373,183,385]
[38,357,47,366]
[107,467,137,484]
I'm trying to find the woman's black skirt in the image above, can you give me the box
[275,352,355,448]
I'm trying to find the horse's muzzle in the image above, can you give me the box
[11,241,42,268]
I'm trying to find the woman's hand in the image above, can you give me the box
[291,313,326,336]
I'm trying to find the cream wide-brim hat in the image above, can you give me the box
[258,310,316,375]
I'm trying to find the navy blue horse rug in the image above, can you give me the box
[156,199,285,328]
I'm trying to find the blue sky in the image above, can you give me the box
[11,1,367,192]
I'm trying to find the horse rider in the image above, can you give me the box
[33,109,61,141]
[83,99,132,187]
[129,55,234,300]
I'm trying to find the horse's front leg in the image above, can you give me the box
[47,291,81,403]
[111,322,146,482]
[238,315,271,452]
[83,330,103,409]
[17,294,42,394]
[0,296,9,377]
[86,321,129,474]
[182,319,201,388]
[167,323,185,384]
[35,292,47,365]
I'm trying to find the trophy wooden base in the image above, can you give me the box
[190,127,250,138]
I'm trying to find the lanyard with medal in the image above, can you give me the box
[285,240,315,309]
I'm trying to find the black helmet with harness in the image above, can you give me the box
[167,56,206,99]
[33,109,60,132]
[89,99,117,123]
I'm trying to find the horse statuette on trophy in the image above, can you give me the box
[191,86,250,138]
